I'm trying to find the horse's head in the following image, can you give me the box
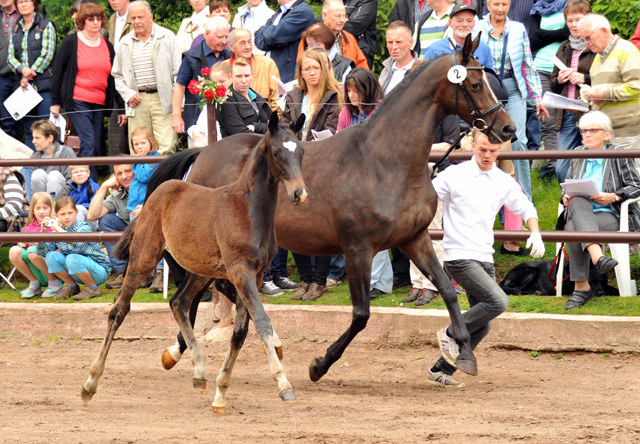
[449,33,515,144]
[265,112,308,205]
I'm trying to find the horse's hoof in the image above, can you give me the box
[192,378,207,392]
[212,405,226,414]
[456,357,478,376]
[161,347,181,370]
[80,386,95,402]
[308,357,326,382]
[279,388,296,401]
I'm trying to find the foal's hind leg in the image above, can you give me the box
[400,230,477,376]
[212,302,250,414]
[81,265,156,401]
[168,273,214,391]
[231,271,295,401]
[162,273,211,371]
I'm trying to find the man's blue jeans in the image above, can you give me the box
[556,111,582,184]
[98,213,128,275]
[504,78,532,200]
[0,74,20,139]
[434,259,509,374]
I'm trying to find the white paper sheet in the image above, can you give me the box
[542,92,589,112]
[272,76,297,96]
[49,113,66,142]
[551,56,586,89]
[311,129,333,141]
[560,179,601,198]
[3,84,43,120]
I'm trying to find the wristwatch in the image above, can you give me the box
[615,194,622,202]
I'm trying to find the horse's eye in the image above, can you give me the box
[272,149,279,158]
[472,82,482,91]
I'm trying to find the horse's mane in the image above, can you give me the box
[366,53,450,128]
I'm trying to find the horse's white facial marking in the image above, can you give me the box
[283,141,298,153]
[482,71,499,104]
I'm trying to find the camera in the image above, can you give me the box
[45,219,56,227]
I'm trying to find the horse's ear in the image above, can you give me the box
[461,32,480,64]
[268,111,279,135]
[292,114,306,135]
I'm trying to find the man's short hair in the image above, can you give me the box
[387,20,412,38]
[322,0,344,12]
[112,154,131,173]
[228,28,251,47]
[204,16,230,34]
[578,13,611,33]
[129,0,152,15]
[30,120,58,142]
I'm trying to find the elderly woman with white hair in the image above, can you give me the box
[562,111,640,309]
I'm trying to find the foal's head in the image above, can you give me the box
[264,112,308,205]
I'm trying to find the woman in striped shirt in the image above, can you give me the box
[0,166,29,233]
[36,196,112,301]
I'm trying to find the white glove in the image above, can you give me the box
[526,232,545,259]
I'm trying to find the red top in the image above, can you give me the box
[73,37,110,105]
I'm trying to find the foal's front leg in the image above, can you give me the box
[212,302,250,414]
[231,272,295,401]
[169,274,214,391]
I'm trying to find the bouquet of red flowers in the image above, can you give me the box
[187,67,231,110]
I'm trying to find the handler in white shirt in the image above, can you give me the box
[425,129,545,389]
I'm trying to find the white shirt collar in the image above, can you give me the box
[392,57,415,72]
[116,6,129,20]
[280,0,297,13]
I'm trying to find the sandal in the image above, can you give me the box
[42,279,64,298]
[21,281,42,299]
[565,289,593,310]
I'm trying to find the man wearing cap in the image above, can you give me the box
[423,4,494,69]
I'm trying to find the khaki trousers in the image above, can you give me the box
[128,92,177,155]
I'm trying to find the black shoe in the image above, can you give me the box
[200,291,212,302]
[594,256,618,275]
[565,289,593,310]
[500,245,530,256]
[393,277,411,289]
[370,288,386,300]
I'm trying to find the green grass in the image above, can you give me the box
[1,169,638,317]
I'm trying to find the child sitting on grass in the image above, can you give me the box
[8,192,58,298]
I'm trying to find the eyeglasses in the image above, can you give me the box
[85,16,102,22]
[16,0,32,5]
[583,28,602,43]
[580,128,604,135]
[306,42,325,49]
[302,66,321,73]
[70,169,90,176]
[330,14,348,20]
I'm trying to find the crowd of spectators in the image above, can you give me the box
[2,0,640,304]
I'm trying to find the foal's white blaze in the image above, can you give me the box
[283,141,298,153]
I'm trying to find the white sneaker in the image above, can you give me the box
[326,278,342,288]
[437,327,460,367]
[426,369,465,388]
[259,281,283,296]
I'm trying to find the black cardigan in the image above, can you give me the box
[50,33,123,115]
[217,87,272,138]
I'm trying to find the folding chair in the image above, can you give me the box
[556,198,640,297]
[0,213,27,291]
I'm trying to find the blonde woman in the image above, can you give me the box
[282,49,343,302]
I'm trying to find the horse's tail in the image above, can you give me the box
[114,217,139,263]
[145,148,203,201]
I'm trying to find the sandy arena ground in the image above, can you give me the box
[1,322,640,444]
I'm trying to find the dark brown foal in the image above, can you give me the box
[81,113,307,413]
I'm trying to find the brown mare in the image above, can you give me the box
[81,113,308,413]
[150,35,515,384]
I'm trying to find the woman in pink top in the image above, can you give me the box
[49,3,122,169]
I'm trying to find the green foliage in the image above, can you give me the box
[527,350,542,358]
[374,0,395,75]
[591,0,640,40]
